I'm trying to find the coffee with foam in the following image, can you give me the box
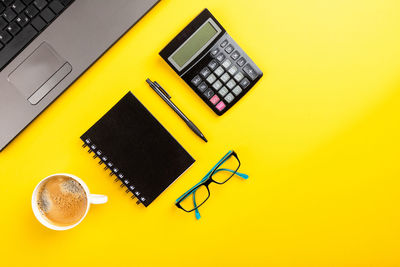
[36,175,87,227]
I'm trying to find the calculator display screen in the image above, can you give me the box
[171,21,219,69]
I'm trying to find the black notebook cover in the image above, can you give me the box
[80,92,195,207]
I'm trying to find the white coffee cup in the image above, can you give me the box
[32,173,107,231]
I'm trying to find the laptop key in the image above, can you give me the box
[40,7,55,23]
[31,15,46,31]
[33,0,47,10]
[49,0,64,14]
[0,25,38,70]
[0,3,5,14]
[0,17,7,29]
[0,30,12,43]
[3,7,17,22]
[16,13,30,27]
[12,0,26,14]
[7,22,21,36]
[25,4,39,18]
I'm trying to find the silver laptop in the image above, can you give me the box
[0,0,159,151]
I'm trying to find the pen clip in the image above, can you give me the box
[154,81,171,99]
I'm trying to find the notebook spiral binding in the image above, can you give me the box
[82,138,146,205]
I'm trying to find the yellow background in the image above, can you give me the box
[1,0,400,266]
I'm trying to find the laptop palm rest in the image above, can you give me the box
[8,42,72,105]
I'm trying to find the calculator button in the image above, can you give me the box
[203,88,214,99]
[224,93,235,103]
[214,66,224,77]
[216,53,225,62]
[231,51,240,60]
[220,72,230,83]
[191,75,202,86]
[208,60,219,71]
[216,101,226,111]
[234,72,244,82]
[226,79,236,90]
[212,80,223,91]
[200,67,211,78]
[206,73,217,84]
[243,64,258,80]
[225,44,234,54]
[218,86,229,97]
[220,39,228,48]
[228,66,238,76]
[232,85,243,96]
[222,59,232,69]
[210,95,220,105]
[197,82,208,93]
[239,77,250,89]
[210,47,219,57]
[237,57,246,67]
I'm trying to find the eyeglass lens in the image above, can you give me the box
[211,154,239,184]
[179,185,210,212]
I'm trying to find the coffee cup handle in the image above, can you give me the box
[88,194,108,204]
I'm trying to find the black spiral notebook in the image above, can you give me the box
[80,92,195,207]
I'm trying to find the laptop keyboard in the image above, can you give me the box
[0,0,74,71]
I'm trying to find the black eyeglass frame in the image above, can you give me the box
[175,151,241,212]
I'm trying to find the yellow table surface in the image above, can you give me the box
[1,0,400,266]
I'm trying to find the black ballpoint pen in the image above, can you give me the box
[146,79,208,142]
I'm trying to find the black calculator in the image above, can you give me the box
[160,9,263,116]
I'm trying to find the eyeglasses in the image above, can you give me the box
[175,150,248,220]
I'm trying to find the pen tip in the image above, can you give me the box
[146,78,152,84]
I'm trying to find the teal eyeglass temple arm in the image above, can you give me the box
[215,168,249,179]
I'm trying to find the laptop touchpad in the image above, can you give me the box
[8,42,72,105]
